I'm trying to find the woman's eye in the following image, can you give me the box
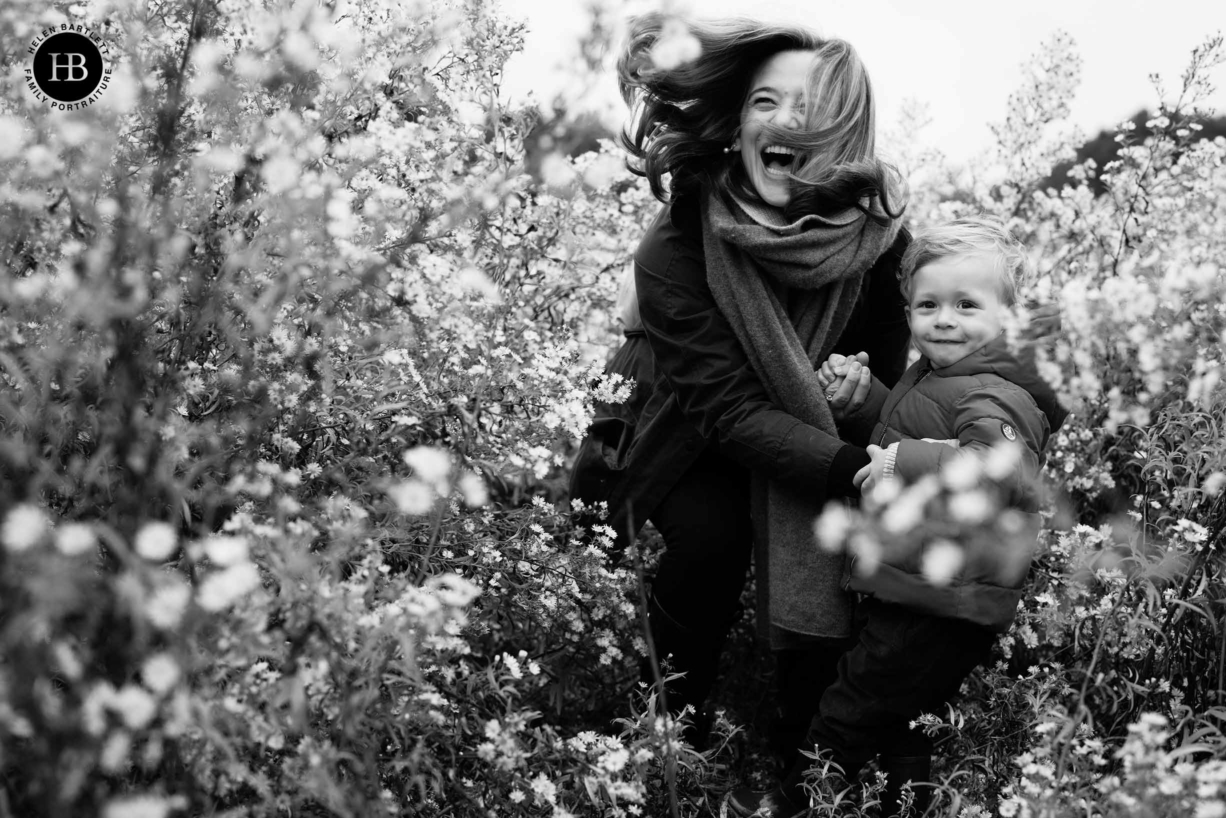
[752,97,776,108]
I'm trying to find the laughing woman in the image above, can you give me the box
[571,14,911,777]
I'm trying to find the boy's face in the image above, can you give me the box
[907,253,1008,368]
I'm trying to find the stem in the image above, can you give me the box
[627,505,680,818]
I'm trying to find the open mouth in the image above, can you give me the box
[759,145,796,177]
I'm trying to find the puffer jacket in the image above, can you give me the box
[837,333,1068,631]
[569,190,913,551]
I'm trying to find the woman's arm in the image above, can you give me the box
[635,203,867,498]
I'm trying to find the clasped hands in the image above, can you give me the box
[817,351,885,496]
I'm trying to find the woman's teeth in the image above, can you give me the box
[760,145,795,176]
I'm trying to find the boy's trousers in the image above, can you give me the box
[805,596,997,773]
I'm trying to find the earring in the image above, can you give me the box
[724,140,740,154]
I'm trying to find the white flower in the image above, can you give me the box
[145,579,191,629]
[530,774,558,805]
[55,523,96,556]
[141,653,182,695]
[388,479,436,515]
[134,522,178,561]
[649,18,702,70]
[1204,472,1226,497]
[458,472,488,507]
[2,504,49,552]
[941,454,982,491]
[948,490,994,525]
[112,684,158,730]
[197,563,262,611]
[921,539,964,586]
[203,535,250,567]
[813,503,852,552]
[403,446,451,487]
[102,794,181,818]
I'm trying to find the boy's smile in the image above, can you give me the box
[907,253,1009,368]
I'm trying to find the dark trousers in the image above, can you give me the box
[645,442,848,760]
[803,597,996,775]
[644,442,754,716]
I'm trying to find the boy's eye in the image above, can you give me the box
[958,300,978,309]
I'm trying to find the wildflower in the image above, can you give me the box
[197,563,261,611]
[388,479,435,515]
[134,522,178,561]
[55,522,96,556]
[101,794,184,818]
[203,535,250,566]
[921,539,964,586]
[510,790,525,803]
[403,446,451,488]
[145,578,191,629]
[813,503,852,552]
[649,17,702,70]
[112,684,158,730]
[1197,802,1226,818]
[530,773,558,805]
[2,504,49,552]
[458,472,488,507]
[141,654,182,695]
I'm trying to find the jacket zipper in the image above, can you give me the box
[876,364,932,446]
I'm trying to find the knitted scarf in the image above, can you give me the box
[701,191,901,645]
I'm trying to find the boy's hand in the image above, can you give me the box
[818,351,872,419]
[857,443,888,495]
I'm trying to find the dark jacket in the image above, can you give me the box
[570,192,912,550]
[837,334,1068,630]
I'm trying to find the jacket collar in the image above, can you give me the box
[917,334,1068,433]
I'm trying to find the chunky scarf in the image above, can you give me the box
[701,191,901,645]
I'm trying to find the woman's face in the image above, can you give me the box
[738,49,815,208]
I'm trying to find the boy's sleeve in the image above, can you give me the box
[888,384,1047,497]
[835,375,890,447]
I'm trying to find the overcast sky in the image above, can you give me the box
[498,0,1226,168]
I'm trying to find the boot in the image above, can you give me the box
[878,754,931,817]
[642,595,722,748]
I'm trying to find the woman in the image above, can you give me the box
[570,13,911,779]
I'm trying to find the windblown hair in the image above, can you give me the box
[899,218,1033,305]
[617,14,902,223]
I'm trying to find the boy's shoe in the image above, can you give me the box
[723,787,806,818]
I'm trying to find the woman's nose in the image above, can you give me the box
[774,100,802,128]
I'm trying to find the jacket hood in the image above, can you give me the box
[921,333,1069,434]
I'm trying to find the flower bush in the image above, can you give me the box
[2,0,1226,815]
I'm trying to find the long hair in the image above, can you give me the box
[617,14,902,223]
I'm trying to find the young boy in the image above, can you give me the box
[728,218,1066,818]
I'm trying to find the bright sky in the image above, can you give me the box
[498,0,1226,168]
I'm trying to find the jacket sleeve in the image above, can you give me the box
[889,384,1046,499]
[835,376,890,446]
[635,214,863,499]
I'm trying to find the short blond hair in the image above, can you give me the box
[899,217,1031,305]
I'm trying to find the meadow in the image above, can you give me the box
[0,1,1224,816]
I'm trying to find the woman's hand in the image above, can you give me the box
[817,351,872,419]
